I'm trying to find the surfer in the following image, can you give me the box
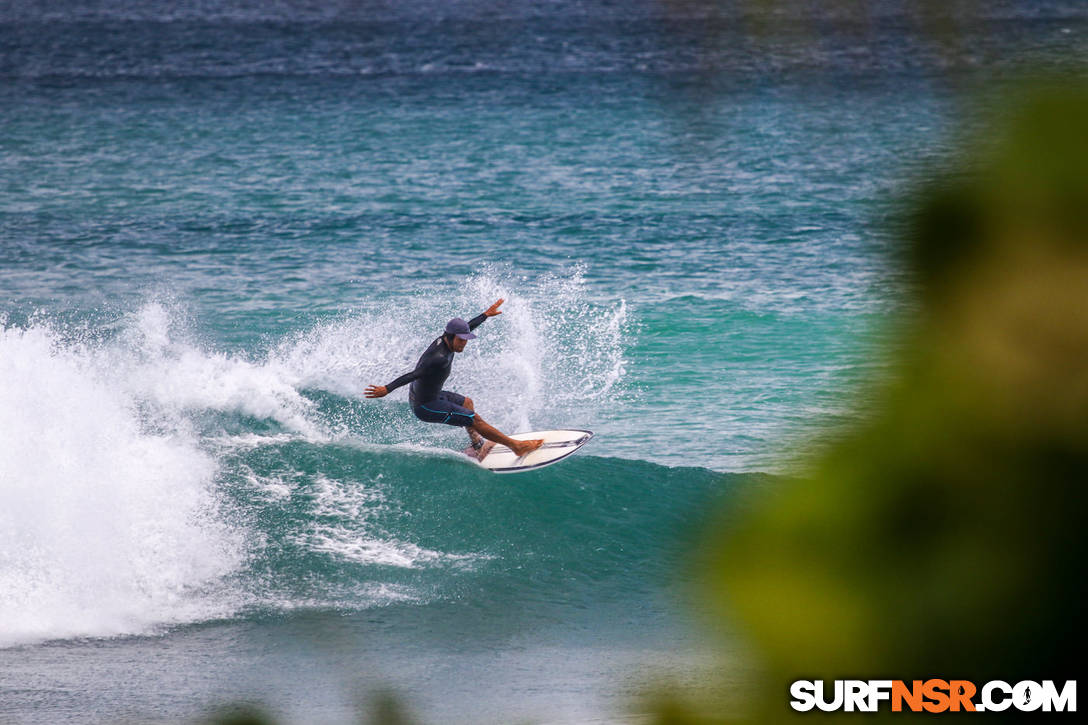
[365,299,544,458]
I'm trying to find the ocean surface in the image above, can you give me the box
[2,1,1085,723]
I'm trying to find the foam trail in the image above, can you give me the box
[0,323,245,647]
[298,474,479,569]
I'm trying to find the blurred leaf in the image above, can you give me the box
[671,84,1088,722]
[364,690,417,725]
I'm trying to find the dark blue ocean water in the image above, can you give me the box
[2,1,1085,722]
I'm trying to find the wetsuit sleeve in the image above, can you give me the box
[467,313,487,331]
[384,368,421,393]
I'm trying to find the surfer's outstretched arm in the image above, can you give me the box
[365,368,421,398]
[470,298,504,330]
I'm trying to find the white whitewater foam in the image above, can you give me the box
[0,323,247,647]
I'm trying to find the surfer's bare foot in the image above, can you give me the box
[512,438,544,457]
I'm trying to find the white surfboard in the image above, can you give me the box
[464,429,593,473]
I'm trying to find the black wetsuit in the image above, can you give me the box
[383,313,487,427]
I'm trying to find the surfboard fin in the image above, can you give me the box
[462,440,496,462]
[476,441,496,461]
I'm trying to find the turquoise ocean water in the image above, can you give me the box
[2,1,1085,722]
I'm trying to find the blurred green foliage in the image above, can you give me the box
[675,86,1088,723]
[201,690,418,725]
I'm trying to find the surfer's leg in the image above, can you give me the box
[437,391,483,448]
[470,417,544,457]
[461,397,485,449]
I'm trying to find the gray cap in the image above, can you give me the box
[444,318,477,340]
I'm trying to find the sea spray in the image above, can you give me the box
[114,302,324,437]
[273,266,630,436]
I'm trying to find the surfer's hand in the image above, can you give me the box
[484,298,504,317]
[365,385,387,398]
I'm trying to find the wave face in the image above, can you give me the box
[0,290,731,647]
[218,440,731,618]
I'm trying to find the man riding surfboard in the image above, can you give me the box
[365,299,545,458]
